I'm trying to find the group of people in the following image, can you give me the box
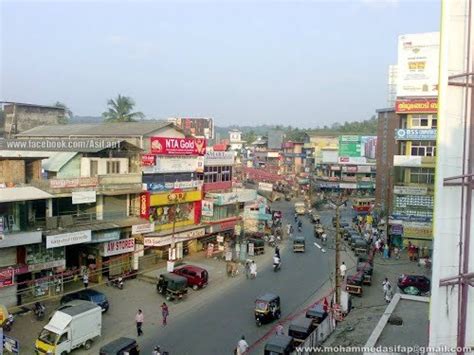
[135,303,170,337]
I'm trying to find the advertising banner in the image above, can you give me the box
[393,185,428,195]
[144,228,206,246]
[338,157,367,165]
[397,32,440,97]
[339,183,357,189]
[50,177,97,189]
[143,157,199,174]
[402,221,432,238]
[258,182,273,192]
[339,136,361,157]
[395,98,438,113]
[201,200,214,216]
[150,190,202,206]
[72,190,96,204]
[141,154,155,166]
[140,193,150,219]
[395,128,437,140]
[150,137,206,156]
[102,238,135,257]
[204,151,235,166]
[46,230,92,249]
[131,223,155,235]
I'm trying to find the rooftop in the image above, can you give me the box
[1,102,66,111]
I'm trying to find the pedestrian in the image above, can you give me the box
[275,323,284,335]
[82,272,89,289]
[250,261,257,279]
[385,284,393,303]
[135,309,144,336]
[375,239,381,254]
[245,260,251,279]
[339,261,347,280]
[393,246,400,259]
[382,278,391,300]
[383,243,389,259]
[161,302,169,326]
[236,335,249,355]
[275,246,280,258]
[408,241,414,261]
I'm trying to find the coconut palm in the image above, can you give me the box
[102,94,144,122]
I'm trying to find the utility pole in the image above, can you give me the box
[330,195,346,305]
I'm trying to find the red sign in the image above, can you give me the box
[150,137,206,156]
[395,98,438,113]
[141,154,155,166]
[140,192,150,219]
[0,265,28,288]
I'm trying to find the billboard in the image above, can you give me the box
[395,98,438,113]
[143,157,199,174]
[150,137,206,156]
[204,151,235,166]
[396,32,440,97]
[338,136,377,163]
[395,128,437,140]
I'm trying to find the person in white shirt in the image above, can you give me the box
[250,261,257,279]
[339,262,347,279]
[237,335,249,355]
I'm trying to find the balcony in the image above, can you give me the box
[97,173,143,193]
[393,155,436,168]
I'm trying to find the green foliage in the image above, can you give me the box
[102,94,145,122]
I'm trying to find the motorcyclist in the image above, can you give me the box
[152,346,161,355]
[34,302,45,314]
[273,254,281,268]
[275,246,280,258]
[268,234,275,246]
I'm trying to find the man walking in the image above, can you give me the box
[82,272,89,289]
[382,278,391,300]
[135,309,144,336]
[339,261,347,280]
[161,302,169,326]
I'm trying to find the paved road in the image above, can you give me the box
[139,200,353,355]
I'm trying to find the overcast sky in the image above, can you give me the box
[1,0,440,128]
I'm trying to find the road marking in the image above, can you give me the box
[314,242,326,253]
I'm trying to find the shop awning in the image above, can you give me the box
[0,186,53,203]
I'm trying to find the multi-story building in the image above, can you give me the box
[166,117,214,140]
[282,141,304,174]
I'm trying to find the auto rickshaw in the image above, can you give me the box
[314,225,324,239]
[156,273,188,301]
[248,238,265,255]
[293,236,305,253]
[358,253,374,266]
[354,239,369,256]
[288,318,313,345]
[346,273,363,296]
[357,261,373,285]
[305,304,328,328]
[100,337,140,355]
[255,293,281,326]
[264,335,293,355]
[310,212,321,224]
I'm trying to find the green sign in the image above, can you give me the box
[339,136,362,157]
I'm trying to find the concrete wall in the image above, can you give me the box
[3,104,65,136]
[80,157,129,177]
[0,159,25,185]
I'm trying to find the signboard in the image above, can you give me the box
[149,190,202,206]
[28,259,66,272]
[90,229,121,243]
[0,231,42,248]
[132,223,154,235]
[338,157,367,165]
[339,183,357,189]
[201,200,214,217]
[204,151,235,166]
[357,165,372,173]
[102,238,135,257]
[339,136,361,157]
[403,221,432,238]
[140,193,150,219]
[144,228,206,246]
[150,137,206,156]
[395,99,438,113]
[50,177,98,189]
[0,268,14,287]
[258,182,273,192]
[72,190,96,204]
[168,117,214,139]
[357,181,375,189]
[397,32,440,97]
[393,155,424,167]
[143,157,199,174]
[395,128,437,140]
[394,185,428,195]
[141,154,155,166]
[46,230,92,249]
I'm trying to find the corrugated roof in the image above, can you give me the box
[16,121,176,137]
[0,150,54,159]
[42,152,78,172]
[0,186,53,203]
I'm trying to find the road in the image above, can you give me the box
[139,200,352,355]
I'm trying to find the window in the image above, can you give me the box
[431,118,437,128]
[107,161,120,174]
[411,115,429,128]
[90,160,98,177]
[410,141,436,157]
[410,168,435,184]
[57,333,69,345]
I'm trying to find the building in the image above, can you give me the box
[228,129,246,152]
[282,141,304,174]
[430,0,474,349]
[2,102,66,138]
[200,151,235,193]
[387,65,398,108]
[167,117,214,139]
[374,108,398,214]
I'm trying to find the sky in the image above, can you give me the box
[0,0,440,128]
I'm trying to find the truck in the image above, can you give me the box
[294,201,306,215]
[35,302,102,354]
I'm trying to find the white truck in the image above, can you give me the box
[35,302,102,355]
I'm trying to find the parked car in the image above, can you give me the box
[60,289,109,312]
[397,274,431,295]
[172,265,209,290]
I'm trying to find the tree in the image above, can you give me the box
[102,94,144,122]
[54,102,73,124]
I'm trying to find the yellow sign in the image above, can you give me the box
[403,226,432,239]
[150,190,202,206]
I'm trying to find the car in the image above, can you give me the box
[172,265,208,290]
[397,274,431,295]
[60,289,109,312]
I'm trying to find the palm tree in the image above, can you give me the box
[54,102,73,124]
[102,95,144,122]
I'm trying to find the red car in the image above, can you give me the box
[172,265,208,290]
[397,274,431,295]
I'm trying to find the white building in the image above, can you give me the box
[228,129,245,152]
[387,64,398,107]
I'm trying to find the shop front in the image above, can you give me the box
[201,218,239,255]
[100,238,136,278]
[140,190,202,232]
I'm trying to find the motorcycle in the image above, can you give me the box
[33,302,46,321]
[298,225,302,233]
[3,314,14,331]
[111,277,124,290]
[273,262,281,272]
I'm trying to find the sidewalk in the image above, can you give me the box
[322,246,431,354]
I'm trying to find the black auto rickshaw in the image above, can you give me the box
[248,238,265,255]
[156,273,188,301]
[346,273,363,296]
[264,335,293,355]
[310,212,321,224]
[305,304,328,328]
[99,337,139,355]
[353,239,369,255]
[293,236,305,253]
[288,318,313,345]
[357,261,373,285]
[255,293,281,326]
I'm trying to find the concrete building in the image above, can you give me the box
[1,102,66,138]
[166,117,214,139]
[228,129,245,152]
[282,141,304,174]
[387,65,398,108]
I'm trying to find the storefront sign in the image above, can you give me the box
[204,151,235,166]
[28,259,66,272]
[102,238,135,257]
[0,231,42,248]
[46,230,92,249]
[339,183,357,189]
[395,128,437,140]
[390,224,404,235]
[90,229,121,243]
[0,265,28,287]
[141,154,155,166]
[338,157,367,165]
[72,190,96,204]
[318,182,339,189]
[132,223,155,235]
[403,222,433,239]
[395,99,438,113]
[150,137,206,156]
[330,166,340,171]
[357,165,372,173]
[201,200,214,216]
[140,193,150,218]
[144,228,206,246]
[357,182,375,189]
[50,177,98,189]
[149,190,202,206]
[143,157,199,174]
[393,185,428,195]
[258,182,273,192]
[209,220,237,234]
